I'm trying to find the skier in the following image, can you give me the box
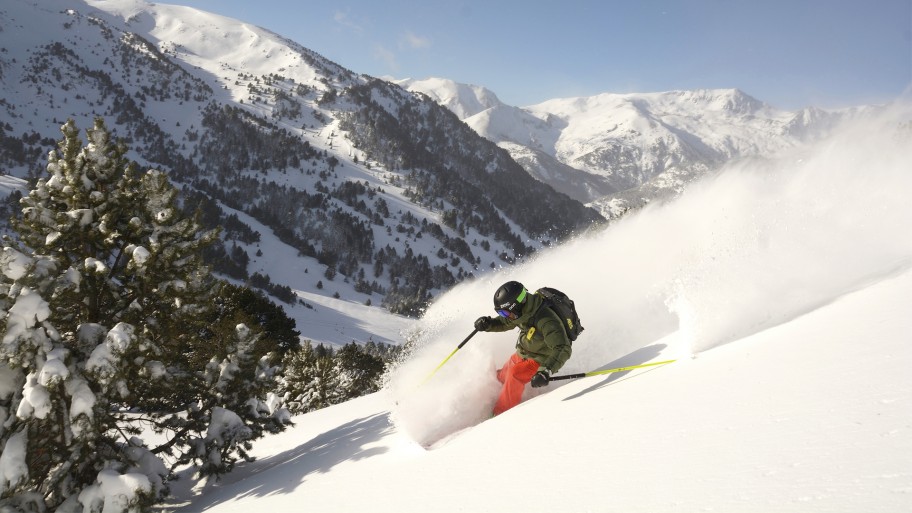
[474,281,572,416]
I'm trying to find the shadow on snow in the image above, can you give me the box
[561,344,667,401]
[179,413,392,510]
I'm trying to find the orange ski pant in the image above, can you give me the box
[493,353,540,416]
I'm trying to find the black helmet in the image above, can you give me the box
[493,281,527,318]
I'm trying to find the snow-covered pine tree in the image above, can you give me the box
[195,323,287,478]
[335,342,385,400]
[277,342,341,413]
[277,341,317,414]
[0,249,139,512]
[0,119,288,511]
[307,350,342,411]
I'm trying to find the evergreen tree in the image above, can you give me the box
[307,349,342,410]
[0,119,288,511]
[194,323,287,477]
[277,342,343,413]
[335,342,385,400]
[212,284,300,356]
[277,341,317,414]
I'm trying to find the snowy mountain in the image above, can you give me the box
[391,77,504,119]
[165,101,912,513]
[0,0,602,346]
[396,79,862,217]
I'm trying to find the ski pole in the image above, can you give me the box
[548,359,676,382]
[422,329,479,384]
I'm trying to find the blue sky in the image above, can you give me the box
[175,0,911,109]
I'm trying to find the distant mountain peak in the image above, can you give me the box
[675,87,768,115]
[390,77,504,119]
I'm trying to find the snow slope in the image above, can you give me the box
[167,100,912,512]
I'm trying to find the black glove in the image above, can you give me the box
[474,316,494,331]
[530,370,550,388]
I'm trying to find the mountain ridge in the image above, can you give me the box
[0,0,602,344]
[397,78,868,215]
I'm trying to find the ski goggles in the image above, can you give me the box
[497,309,517,319]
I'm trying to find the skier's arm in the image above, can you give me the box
[538,316,572,372]
[474,315,515,332]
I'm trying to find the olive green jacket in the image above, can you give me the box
[487,291,572,372]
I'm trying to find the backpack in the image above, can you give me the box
[534,287,584,342]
